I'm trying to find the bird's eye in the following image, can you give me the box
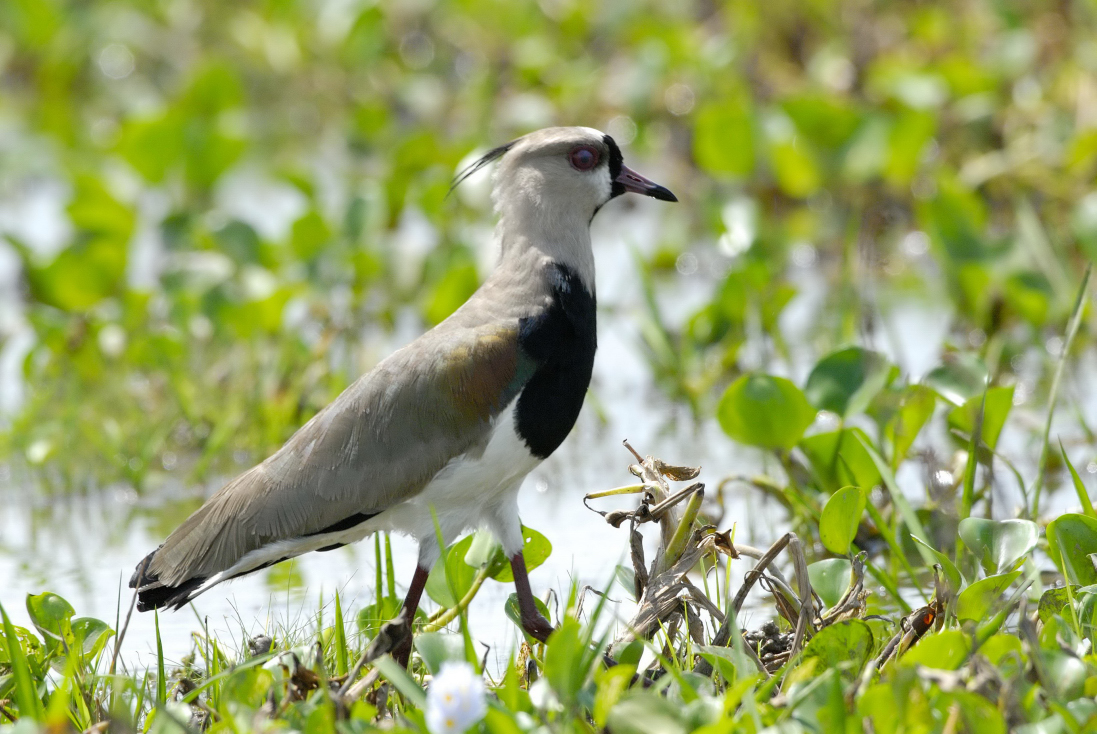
[569,146,599,171]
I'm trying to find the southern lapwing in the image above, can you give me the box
[129,126,676,663]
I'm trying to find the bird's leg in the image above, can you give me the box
[391,564,430,668]
[510,552,555,642]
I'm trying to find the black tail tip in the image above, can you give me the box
[130,549,205,612]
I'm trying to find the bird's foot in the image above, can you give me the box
[521,612,555,643]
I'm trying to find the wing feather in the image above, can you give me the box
[143,322,523,587]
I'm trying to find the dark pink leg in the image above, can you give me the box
[392,564,430,668]
[510,552,554,642]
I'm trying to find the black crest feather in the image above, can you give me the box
[449,140,516,196]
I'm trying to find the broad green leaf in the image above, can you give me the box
[693,99,753,178]
[911,535,963,591]
[924,354,988,406]
[886,385,936,468]
[26,592,75,651]
[884,110,936,186]
[782,93,863,150]
[934,690,1006,734]
[808,559,853,609]
[1043,649,1087,700]
[801,619,873,671]
[492,526,552,582]
[800,428,881,492]
[607,691,686,734]
[819,486,866,555]
[504,594,552,643]
[979,634,1023,666]
[1004,271,1053,326]
[1037,586,1080,624]
[290,210,332,261]
[804,347,896,418]
[414,632,465,674]
[956,571,1022,622]
[900,629,970,670]
[1047,514,1097,586]
[425,534,477,607]
[957,518,1038,576]
[947,386,1014,451]
[717,374,817,451]
[71,617,114,663]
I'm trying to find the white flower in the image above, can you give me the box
[425,662,487,734]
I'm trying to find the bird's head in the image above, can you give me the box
[454,126,676,225]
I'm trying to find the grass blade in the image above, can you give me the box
[154,610,166,708]
[1032,263,1092,517]
[1,601,44,721]
[334,589,348,677]
[1060,439,1097,518]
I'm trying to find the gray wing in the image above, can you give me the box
[140,320,526,589]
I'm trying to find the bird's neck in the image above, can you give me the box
[494,200,596,294]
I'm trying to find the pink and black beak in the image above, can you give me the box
[604,134,677,203]
[614,164,677,202]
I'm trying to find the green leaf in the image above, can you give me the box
[414,632,466,675]
[542,616,589,706]
[808,559,853,609]
[900,630,970,670]
[492,526,552,582]
[979,634,1023,666]
[956,571,1022,622]
[71,617,114,663]
[504,594,552,642]
[801,619,873,671]
[1003,271,1053,326]
[947,386,1014,451]
[1047,514,1097,586]
[957,518,1038,576]
[1037,586,1081,624]
[693,99,754,178]
[25,592,75,652]
[717,374,817,451]
[924,354,988,406]
[289,210,332,261]
[886,385,936,468]
[911,535,963,592]
[425,534,477,607]
[1044,649,1087,700]
[819,486,866,555]
[800,428,881,492]
[607,692,687,734]
[804,347,896,418]
[373,655,427,709]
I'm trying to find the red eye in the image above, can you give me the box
[569,145,599,171]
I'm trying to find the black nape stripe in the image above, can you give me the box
[603,134,625,198]
[305,511,378,537]
[514,262,597,459]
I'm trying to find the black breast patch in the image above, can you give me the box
[514,263,597,459]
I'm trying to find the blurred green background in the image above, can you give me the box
[1,0,1096,492]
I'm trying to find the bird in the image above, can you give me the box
[129,126,676,664]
